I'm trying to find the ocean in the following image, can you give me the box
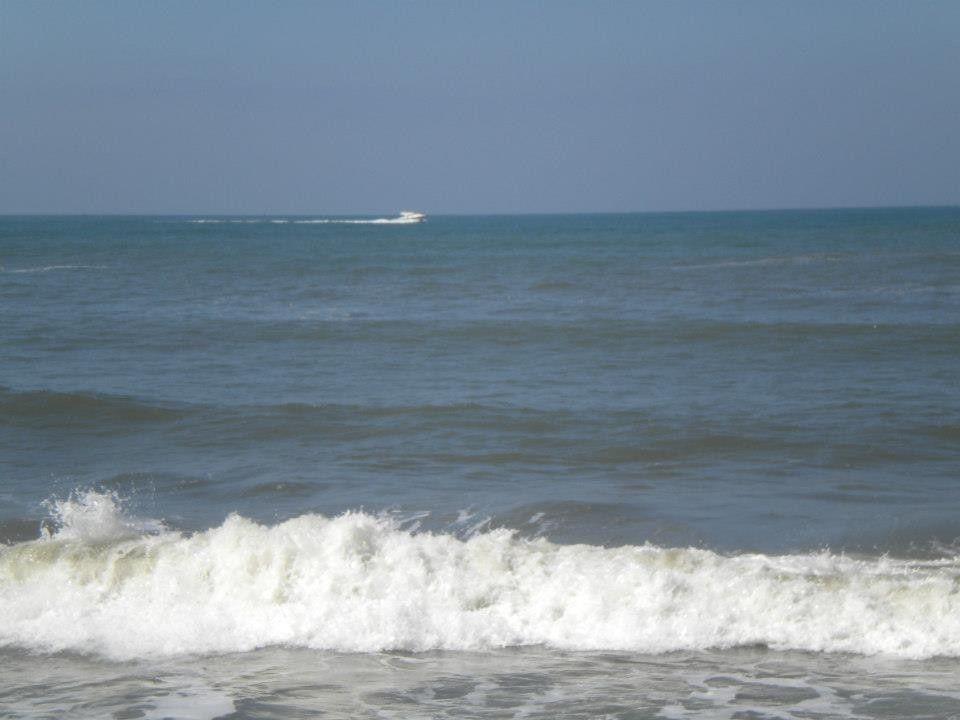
[2,208,960,718]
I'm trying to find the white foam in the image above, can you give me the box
[2,492,960,661]
[657,672,859,719]
[674,253,846,270]
[41,490,166,542]
[2,264,107,273]
[189,217,422,225]
[137,674,236,720]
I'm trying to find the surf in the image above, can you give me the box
[2,492,959,661]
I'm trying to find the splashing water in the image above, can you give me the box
[2,491,960,661]
[41,490,166,542]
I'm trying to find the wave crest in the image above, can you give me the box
[2,492,959,660]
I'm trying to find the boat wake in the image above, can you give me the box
[190,211,426,225]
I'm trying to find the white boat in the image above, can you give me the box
[399,211,427,222]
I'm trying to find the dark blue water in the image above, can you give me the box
[2,209,960,718]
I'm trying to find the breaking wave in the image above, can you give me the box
[2,492,960,661]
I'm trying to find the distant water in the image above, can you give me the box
[2,209,960,718]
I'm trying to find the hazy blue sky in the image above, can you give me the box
[2,1,958,214]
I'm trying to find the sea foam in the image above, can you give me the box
[2,492,959,660]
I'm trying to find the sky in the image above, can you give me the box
[1,1,958,214]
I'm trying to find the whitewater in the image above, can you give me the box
[3,492,959,661]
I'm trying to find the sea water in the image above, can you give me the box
[2,209,960,718]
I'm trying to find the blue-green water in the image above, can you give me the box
[2,209,960,718]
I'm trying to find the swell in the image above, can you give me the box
[7,320,959,364]
[2,502,960,660]
[0,387,188,428]
[178,319,960,354]
[0,389,796,460]
[0,387,577,443]
[4,387,952,469]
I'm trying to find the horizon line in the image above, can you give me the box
[1,203,959,218]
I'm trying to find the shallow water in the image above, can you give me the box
[5,646,960,719]
[2,209,960,717]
